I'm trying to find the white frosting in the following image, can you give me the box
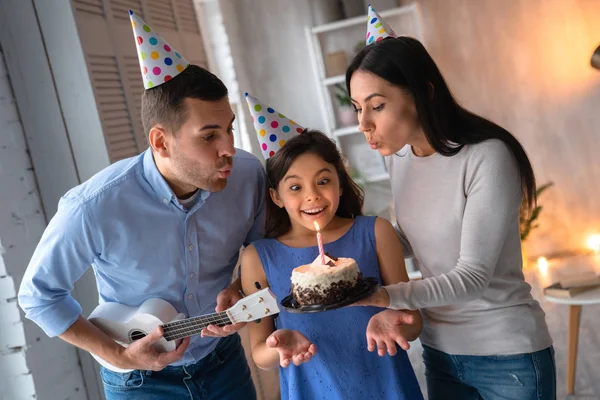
[291,256,360,289]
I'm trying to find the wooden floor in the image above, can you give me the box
[406,254,600,400]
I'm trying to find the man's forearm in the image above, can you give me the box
[59,316,127,368]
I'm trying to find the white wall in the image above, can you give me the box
[0,45,87,400]
[220,0,329,150]
[219,0,399,155]
[407,0,600,257]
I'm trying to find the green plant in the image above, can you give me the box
[334,83,351,107]
[520,182,553,241]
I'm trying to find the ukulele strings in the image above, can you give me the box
[161,299,274,340]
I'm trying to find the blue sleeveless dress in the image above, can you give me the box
[252,216,423,400]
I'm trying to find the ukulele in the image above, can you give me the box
[88,288,279,372]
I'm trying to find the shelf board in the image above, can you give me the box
[366,172,390,183]
[323,75,345,86]
[334,125,360,137]
[311,4,418,34]
[355,172,390,185]
[408,270,423,280]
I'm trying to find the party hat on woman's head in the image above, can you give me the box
[245,93,305,160]
[365,4,397,45]
[129,10,190,89]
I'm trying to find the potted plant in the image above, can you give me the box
[334,83,356,127]
[520,182,553,267]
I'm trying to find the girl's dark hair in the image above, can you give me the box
[265,130,364,238]
[346,37,537,212]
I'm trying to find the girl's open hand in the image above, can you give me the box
[266,329,317,368]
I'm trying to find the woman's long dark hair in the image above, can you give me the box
[346,37,537,212]
[265,130,364,238]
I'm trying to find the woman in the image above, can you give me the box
[347,36,556,400]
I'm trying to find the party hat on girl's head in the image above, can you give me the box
[129,10,190,89]
[365,4,397,45]
[245,93,305,160]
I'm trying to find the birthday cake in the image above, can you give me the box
[291,253,362,306]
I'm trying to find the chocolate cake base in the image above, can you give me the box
[292,274,362,306]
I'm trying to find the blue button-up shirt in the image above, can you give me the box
[18,148,266,365]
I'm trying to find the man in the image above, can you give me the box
[18,11,263,399]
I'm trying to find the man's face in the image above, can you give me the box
[164,97,236,194]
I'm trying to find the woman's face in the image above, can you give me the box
[350,70,425,156]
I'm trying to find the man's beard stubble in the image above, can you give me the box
[185,156,233,193]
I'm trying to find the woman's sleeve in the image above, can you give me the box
[385,141,522,310]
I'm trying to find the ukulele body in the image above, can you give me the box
[88,298,184,372]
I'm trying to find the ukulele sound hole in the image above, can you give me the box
[129,329,147,342]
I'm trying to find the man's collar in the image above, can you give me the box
[143,148,177,204]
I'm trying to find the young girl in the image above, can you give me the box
[240,128,423,400]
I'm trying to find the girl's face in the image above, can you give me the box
[270,152,342,234]
[350,70,427,156]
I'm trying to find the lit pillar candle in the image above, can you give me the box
[314,221,325,265]
[587,234,600,254]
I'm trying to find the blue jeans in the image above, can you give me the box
[100,334,256,400]
[422,345,556,400]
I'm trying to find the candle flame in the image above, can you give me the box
[314,221,320,232]
[537,257,549,277]
[586,234,600,254]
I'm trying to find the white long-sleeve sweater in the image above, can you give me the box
[385,139,552,355]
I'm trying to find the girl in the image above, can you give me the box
[240,130,423,400]
[347,32,555,400]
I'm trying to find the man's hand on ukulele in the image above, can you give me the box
[201,286,246,338]
[267,329,317,368]
[120,326,190,371]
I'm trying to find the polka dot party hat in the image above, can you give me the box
[366,4,397,45]
[245,93,305,160]
[128,10,190,89]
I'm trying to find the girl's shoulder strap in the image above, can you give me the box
[249,237,278,257]
[343,215,377,244]
[248,237,285,279]
[353,215,377,231]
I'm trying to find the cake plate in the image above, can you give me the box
[280,277,379,313]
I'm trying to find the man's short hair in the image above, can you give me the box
[141,64,228,137]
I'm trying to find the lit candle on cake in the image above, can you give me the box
[314,221,326,265]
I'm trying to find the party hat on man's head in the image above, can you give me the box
[245,93,305,160]
[129,10,190,89]
[365,4,397,45]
